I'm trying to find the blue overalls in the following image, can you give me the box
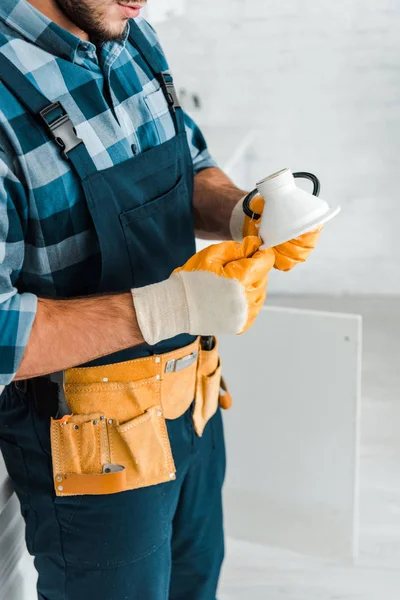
[0,21,226,600]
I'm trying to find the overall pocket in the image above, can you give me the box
[120,175,194,287]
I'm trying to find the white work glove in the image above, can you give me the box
[132,238,275,346]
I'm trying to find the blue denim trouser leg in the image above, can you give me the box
[0,385,226,600]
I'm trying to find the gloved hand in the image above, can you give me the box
[273,228,321,271]
[230,194,321,271]
[132,237,275,346]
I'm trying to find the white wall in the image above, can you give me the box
[156,0,400,295]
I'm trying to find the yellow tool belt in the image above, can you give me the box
[51,337,231,497]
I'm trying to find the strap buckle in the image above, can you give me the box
[165,351,198,374]
[39,102,83,158]
[157,72,181,110]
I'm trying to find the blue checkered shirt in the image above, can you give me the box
[0,0,216,385]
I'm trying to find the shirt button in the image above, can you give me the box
[132,143,138,155]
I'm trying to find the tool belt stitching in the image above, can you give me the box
[157,410,175,473]
[95,422,101,472]
[118,411,152,432]
[66,377,159,392]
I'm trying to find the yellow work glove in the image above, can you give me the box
[132,237,274,346]
[273,228,321,271]
[230,194,321,271]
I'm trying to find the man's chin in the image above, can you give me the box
[92,20,128,43]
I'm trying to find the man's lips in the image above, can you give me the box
[118,3,144,18]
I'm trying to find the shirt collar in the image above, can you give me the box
[0,0,129,65]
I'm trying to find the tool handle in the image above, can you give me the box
[200,336,215,351]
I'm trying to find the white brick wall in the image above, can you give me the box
[157,0,400,295]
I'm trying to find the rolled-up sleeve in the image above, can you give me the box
[0,151,37,384]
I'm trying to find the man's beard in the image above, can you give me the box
[54,0,127,43]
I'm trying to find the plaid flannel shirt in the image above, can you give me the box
[0,0,216,385]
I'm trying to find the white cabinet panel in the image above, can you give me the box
[220,305,362,559]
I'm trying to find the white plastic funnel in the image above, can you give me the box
[256,169,340,248]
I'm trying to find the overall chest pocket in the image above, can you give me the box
[120,175,194,288]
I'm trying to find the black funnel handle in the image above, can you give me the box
[242,188,261,220]
[293,172,321,197]
[242,171,321,220]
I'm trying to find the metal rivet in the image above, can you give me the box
[102,377,109,383]
[156,375,160,381]
[93,420,98,425]
[58,486,64,492]
[73,425,79,430]
[169,473,175,479]
[56,476,63,483]
[108,419,113,425]
[100,416,105,421]
[158,410,163,417]
[155,357,161,364]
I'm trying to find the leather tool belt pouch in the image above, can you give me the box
[51,337,232,497]
[193,337,231,436]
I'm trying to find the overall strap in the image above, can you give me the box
[0,52,97,180]
[128,20,185,135]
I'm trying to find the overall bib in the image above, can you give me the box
[0,21,226,600]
